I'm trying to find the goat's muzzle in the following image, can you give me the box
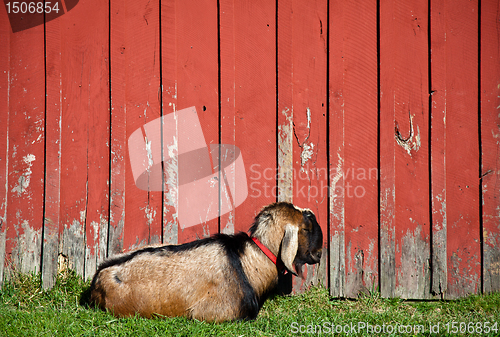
[311,248,322,264]
[303,248,322,265]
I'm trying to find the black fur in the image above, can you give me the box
[217,233,260,319]
[304,209,323,254]
[295,209,323,265]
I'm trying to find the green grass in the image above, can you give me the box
[1,271,499,336]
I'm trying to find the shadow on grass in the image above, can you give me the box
[79,283,93,308]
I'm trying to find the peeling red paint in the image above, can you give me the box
[0,0,497,299]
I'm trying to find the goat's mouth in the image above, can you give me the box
[306,249,322,264]
[293,250,322,278]
[295,250,322,266]
[310,250,322,264]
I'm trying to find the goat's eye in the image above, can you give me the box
[302,228,310,233]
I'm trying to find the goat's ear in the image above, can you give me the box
[281,224,299,276]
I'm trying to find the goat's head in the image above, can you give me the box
[249,202,323,276]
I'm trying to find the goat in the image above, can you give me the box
[89,202,323,322]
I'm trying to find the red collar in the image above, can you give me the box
[252,237,288,275]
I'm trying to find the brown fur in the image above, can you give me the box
[89,202,323,322]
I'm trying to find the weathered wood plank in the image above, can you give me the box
[127,0,162,251]
[380,0,431,298]
[329,0,378,298]
[432,0,481,299]
[5,11,45,276]
[109,0,127,255]
[218,0,236,235]
[0,2,10,287]
[57,0,110,279]
[220,0,277,234]
[444,0,481,299]
[80,0,110,280]
[161,0,219,243]
[430,0,447,297]
[160,0,179,244]
[328,0,345,297]
[59,20,89,276]
[42,6,63,289]
[277,0,294,206]
[277,0,328,292]
[110,0,162,254]
[481,0,500,294]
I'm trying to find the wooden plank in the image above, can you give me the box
[277,0,293,206]
[161,0,219,244]
[160,0,178,244]
[219,0,277,235]
[58,0,110,279]
[59,11,90,276]
[380,0,431,298]
[4,10,45,276]
[110,0,162,254]
[56,1,109,278]
[80,0,110,280]
[0,2,10,286]
[329,0,378,298]
[444,0,480,299]
[277,0,328,292]
[42,4,63,288]
[109,0,126,255]
[481,0,500,294]
[328,0,345,296]
[430,0,447,297]
[431,0,480,299]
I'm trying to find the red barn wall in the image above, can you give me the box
[0,0,499,299]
